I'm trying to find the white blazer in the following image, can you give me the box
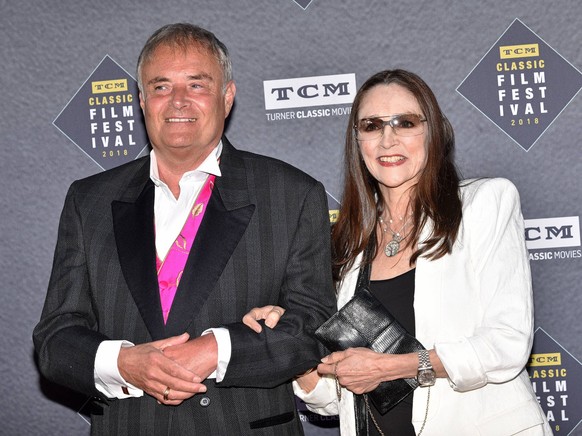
[295,178,552,435]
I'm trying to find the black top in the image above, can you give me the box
[367,268,416,436]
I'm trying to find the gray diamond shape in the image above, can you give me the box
[457,19,582,152]
[54,55,149,170]
[293,0,314,10]
[527,327,582,434]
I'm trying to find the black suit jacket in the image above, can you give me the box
[33,138,336,435]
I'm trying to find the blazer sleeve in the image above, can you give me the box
[32,182,107,397]
[220,181,336,388]
[435,178,534,392]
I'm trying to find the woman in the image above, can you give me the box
[244,70,551,435]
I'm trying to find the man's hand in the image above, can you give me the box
[162,333,218,381]
[118,333,207,405]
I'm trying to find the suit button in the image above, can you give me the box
[199,396,211,407]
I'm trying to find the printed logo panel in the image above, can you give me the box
[457,19,582,151]
[528,328,582,434]
[525,216,581,250]
[264,73,356,110]
[54,55,149,170]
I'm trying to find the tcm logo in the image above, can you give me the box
[92,79,128,94]
[525,216,580,250]
[529,353,562,367]
[327,192,341,225]
[329,210,339,224]
[264,73,356,110]
[499,44,539,59]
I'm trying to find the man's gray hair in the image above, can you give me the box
[137,23,233,93]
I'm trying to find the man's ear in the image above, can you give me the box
[223,80,236,117]
[139,91,146,112]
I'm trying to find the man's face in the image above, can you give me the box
[139,43,235,161]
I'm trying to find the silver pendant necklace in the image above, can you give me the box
[378,213,411,257]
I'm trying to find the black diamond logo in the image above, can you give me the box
[293,0,314,10]
[527,327,582,434]
[457,19,582,151]
[327,191,340,224]
[54,55,148,170]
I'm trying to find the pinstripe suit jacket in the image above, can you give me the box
[33,138,335,435]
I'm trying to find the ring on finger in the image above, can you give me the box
[163,386,171,401]
[272,308,282,316]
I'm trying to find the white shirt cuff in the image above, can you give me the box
[293,375,339,415]
[203,328,231,382]
[94,340,143,399]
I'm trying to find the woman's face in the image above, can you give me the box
[357,84,428,197]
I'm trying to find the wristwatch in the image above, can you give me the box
[417,349,436,387]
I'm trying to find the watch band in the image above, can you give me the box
[418,349,432,369]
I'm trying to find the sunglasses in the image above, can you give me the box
[355,114,427,141]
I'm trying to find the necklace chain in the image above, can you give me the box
[378,211,412,257]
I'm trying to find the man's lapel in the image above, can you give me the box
[164,139,255,336]
[112,159,166,340]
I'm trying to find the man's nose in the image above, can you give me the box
[171,86,189,109]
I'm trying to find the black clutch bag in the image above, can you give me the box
[315,283,425,414]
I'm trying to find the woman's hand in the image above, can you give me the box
[319,348,418,395]
[242,305,286,333]
[295,369,321,393]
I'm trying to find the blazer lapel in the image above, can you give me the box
[414,220,442,347]
[165,139,255,336]
[112,160,166,340]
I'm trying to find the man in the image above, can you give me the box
[33,23,335,435]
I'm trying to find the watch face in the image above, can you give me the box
[418,369,436,386]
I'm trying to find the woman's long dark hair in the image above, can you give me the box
[332,69,462,284]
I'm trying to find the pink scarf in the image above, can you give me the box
[156,175,216,323]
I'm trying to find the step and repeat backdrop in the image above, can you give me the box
[2,1,581,434]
